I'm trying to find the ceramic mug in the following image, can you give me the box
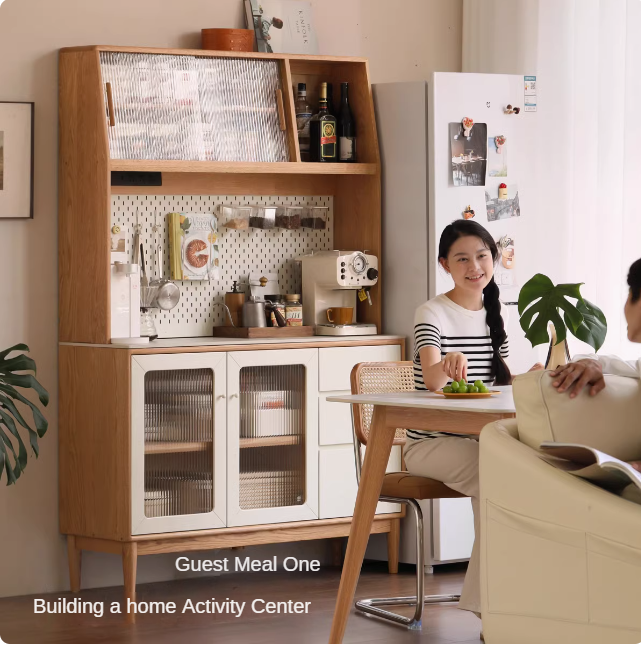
[327,307,353,325]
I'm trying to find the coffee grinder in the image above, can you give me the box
[301,250,379,335]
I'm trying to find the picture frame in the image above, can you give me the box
[0,102,34,220]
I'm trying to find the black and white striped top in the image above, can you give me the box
[409,294,509,441]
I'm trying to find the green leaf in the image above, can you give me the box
[3,450,17,485]
[518,274,554,316]
[1,374,49,406]
[0,354,37,375]
[0,394,39,457]
[0,344,29,362]
[0,427,22,481]
[0,409,28,472]
[567,299,608,352]
[0,385,48,438]
[518,274,594,348]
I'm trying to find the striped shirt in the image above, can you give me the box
[409,293,509,441]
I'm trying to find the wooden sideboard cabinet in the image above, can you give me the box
[59,338,404,614]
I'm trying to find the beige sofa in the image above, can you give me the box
[480,370,641,644]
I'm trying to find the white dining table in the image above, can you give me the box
[326,386,516,643]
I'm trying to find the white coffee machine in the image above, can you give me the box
[301,251,379,336]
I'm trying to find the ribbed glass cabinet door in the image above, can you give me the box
[99,51,289,162]
[131,354,226,535]
[227,349,319,527]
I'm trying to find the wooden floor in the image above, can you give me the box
[0,561,481,644]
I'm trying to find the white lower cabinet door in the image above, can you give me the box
[319,445,402,519]
[227,349,319,527]
[131,353,227,535]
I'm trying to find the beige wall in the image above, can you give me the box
[0,0,461,598]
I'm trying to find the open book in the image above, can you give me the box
[539,442,641,492]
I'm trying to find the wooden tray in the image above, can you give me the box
[434,390,500,399]
[212,326,314,338]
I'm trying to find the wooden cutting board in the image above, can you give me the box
[212,326,314,338]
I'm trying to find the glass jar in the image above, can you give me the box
[284,294,303,327]
[249,205,276,229]
[301,206,328,230]
[275,206,302,230]
[266,295,285,327]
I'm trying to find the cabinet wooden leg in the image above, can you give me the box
[122,542,137,622]
[330,538,344,567]
[67,535,82,593]
[387,517,400,574]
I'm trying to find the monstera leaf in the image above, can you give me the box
[518,274,607,351]
[0,344,49,486]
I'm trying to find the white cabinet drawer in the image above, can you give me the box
[318,345,401,392]
[319,391,353,446]
[319,445,402,519]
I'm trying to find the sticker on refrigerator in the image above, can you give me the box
[524,75,537,112]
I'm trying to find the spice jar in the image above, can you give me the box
[275,206,302,230]
[284,294,303,327]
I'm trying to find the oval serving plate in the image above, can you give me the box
[434,390,500,399]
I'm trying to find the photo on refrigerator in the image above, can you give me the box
[449,122,487,187]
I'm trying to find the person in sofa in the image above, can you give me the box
[551,258,641,472]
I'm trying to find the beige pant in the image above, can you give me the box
[403,435,480,614]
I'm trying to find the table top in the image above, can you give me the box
[326,385,515,414]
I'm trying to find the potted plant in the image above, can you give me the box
[518,274,607,369]
[0,344,49,485]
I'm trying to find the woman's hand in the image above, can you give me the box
[528,363,545,371]
[629,461,641,473]
[550,359,605,398]
[442,352,468,382]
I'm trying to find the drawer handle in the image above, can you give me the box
[105,82,116,127]
[275,89,286,131]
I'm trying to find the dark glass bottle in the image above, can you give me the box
[338,82,356,162]
[309,82,337,162]
[326,82,335,118]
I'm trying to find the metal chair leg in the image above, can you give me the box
[355,498,460,629]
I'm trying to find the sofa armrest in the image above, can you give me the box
[479,423,641,642]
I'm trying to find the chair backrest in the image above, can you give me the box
[350,361,415,447]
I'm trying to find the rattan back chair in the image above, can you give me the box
[349,361,465,630]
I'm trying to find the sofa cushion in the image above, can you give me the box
[512,370,641,460]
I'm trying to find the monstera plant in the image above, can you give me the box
[518,274,607,369]
[0,344,49,485]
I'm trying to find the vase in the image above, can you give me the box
[545,323,571,370]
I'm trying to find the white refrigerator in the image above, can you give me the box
[372,73,539,569]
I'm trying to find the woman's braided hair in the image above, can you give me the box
[438,220,512,386]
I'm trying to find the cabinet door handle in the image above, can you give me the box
[230,393,239,399]
[218,394,226,400]
[105,82,116,127]
[275,89,286,131]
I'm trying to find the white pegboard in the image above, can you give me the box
[111,195,333,337]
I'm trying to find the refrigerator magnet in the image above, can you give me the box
[461,117,474,137]
[494,135,506,153]
[462,205,475,220]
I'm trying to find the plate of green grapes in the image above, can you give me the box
[436,380,499,398]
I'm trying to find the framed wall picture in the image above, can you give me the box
[0,102,34,219]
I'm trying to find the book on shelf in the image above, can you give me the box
[168,212,220,281]
[244,0,318,54]
[539,442,641,492]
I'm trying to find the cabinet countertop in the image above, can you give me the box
[59,335,404,351]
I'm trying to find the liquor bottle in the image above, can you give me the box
[326,83,335,118]
[309,82,337,162]
[338,82,356,162]
[295,82,312,162]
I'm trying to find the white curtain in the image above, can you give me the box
[463,0,641,359]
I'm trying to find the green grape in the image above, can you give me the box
[443,386,453,393]
[458,379,467,389]
[450,381,460,392]
[474,380,484,389]
[479,384,489,393]
[469,386,479,393]
[466,385,475,393]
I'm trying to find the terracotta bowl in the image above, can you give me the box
[202,28,255,52]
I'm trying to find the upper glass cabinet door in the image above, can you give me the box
[99,52,289,162]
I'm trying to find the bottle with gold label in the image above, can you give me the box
[309,82,337,162]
